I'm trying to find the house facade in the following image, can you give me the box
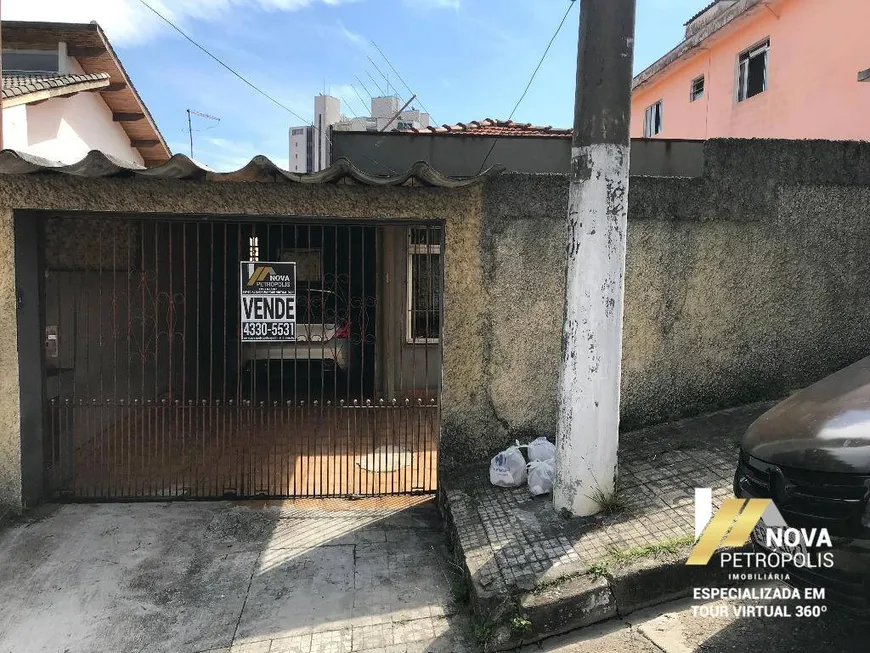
[631,0,870,140]
[1,21,169,166]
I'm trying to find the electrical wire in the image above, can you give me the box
[476,0,578,174]
[137,0,399,174]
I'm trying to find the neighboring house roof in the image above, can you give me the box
[684,1,723,25]
[400,118,572,138]
[0,149,503,187]
[1,21,171,166]
[633,0,768,92]
[2,71,110,106]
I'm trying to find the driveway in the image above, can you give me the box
[0,497,471,653]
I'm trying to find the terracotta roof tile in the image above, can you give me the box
[2,71,110,100]
[397,118,572,139]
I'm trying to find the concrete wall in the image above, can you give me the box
[332,132,704,178]
[631,0,870,140]
[4,139,870,508]
[439,139,870,464]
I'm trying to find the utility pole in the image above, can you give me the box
[554,0,636,517]
[1,1,4,151]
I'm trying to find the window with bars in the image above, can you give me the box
[738,39,769,102]
[407,227,442,343]
[690,75,705,102]
[644,100,663,137]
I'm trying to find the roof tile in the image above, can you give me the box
[396,118,572,139]
[2,71,110,100]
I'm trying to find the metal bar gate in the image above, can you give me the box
[42,216,442,500]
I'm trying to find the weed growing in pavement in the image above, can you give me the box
[588,486,626,515]
[510,615,532,634]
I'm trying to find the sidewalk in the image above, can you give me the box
[439,401,775,651]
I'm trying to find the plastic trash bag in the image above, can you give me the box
[526,437,556,462]
[489,445,528,487]
[527,459,555,496]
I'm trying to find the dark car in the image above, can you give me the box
[734,355,870,614]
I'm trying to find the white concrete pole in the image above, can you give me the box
[554,0,637,517]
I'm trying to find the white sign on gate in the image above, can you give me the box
[239,261,296,342]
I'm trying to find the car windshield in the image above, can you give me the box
[297,289,337,325]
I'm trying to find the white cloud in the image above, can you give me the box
[403,0,460,9]
[337,20,366,46]
[1,0,363,47]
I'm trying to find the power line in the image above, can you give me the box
[365,69,385,96]
[350,84,370,113]
[476,0,578,174]
[136,0,399,174]
[138,0,311,128]
[354,74,375,100]
[371,40,436,125]
[366,55,394,96]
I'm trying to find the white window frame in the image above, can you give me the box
[406,228,441,345]
[690,75,705,102]
[737,39,770,102]
[644,100,663,137]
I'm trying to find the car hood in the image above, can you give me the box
[743,355,870,473]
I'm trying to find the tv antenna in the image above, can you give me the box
[186,109,220,159]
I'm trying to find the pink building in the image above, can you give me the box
[631,0,870,141]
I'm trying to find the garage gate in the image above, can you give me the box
[42,216,442,500]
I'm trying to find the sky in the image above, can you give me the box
[3,0,706,171]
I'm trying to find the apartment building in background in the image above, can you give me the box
[631,0,870,140]
[289,94,430,173]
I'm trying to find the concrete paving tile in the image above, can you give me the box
[309,628,352,653]
[230,640,271,653]
[351,622,394,650]
[391,616,435,643]
[267,633,312,653]
[236,545,356,641]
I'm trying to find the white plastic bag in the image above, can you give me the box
[527,459,555,496]
[526,437,556,462]
[489,445,528,488]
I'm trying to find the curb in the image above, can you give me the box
[439,485,747,651]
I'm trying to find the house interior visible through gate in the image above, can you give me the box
[38,213,443,500]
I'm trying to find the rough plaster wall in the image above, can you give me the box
[4,139,870,486]
[0,209,21,509]
[0,178,482,510]
[457,141,870,465]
